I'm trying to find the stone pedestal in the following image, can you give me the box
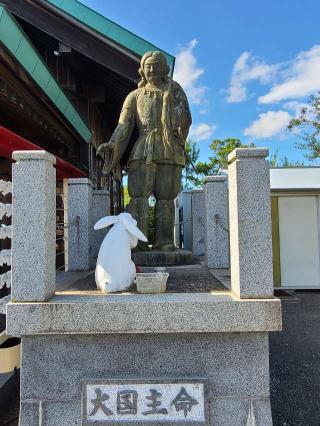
[204,176,229,269]
[92,189,110,266]
[191,189,205,256]
[7,293,281,425]
[228,148,273,298]
[132,249,193,266]
[67,178,93,272]
[11,151,56,302]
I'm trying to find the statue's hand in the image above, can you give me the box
[96,142,114,157]
[97,143,119,174]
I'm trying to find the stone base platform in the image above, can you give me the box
[7,292,281,425]
[132,249,193,266]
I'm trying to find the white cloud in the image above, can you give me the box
[174,39,206,105]
[283,101,307,116]
[243,110,292,139]
[227,45,320,106]
[189,123,216,141]
[226,52,278,103]
[259,45,320,104]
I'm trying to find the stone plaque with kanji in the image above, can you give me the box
[82,379,208,425]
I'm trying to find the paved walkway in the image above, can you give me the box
[270,290,320,426]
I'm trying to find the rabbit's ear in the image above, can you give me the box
[120,215,148,242]
[94,215,118,230]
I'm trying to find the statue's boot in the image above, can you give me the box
[126,197,149,251]
[154,199,176,252]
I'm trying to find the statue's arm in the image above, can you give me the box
[109,93,134,156]
[172,81,192,140]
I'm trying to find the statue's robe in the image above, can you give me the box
[109,81,191,167]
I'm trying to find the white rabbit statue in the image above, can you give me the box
[94,212,147,292]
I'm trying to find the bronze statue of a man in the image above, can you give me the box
[98,51,191,251]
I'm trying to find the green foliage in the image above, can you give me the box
[191,138,255,187]
[194,161,216,180]
[269,149,304,167]
[182,138,256,189]
[123,186,130,207]
[182,139,201,189]
[288,93,320,160]
[207,138,255,174]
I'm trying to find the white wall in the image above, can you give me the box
[278,195,320,288]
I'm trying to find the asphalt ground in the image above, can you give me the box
[0,289,319,425]
[270,290,320,426]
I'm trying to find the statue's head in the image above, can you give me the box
[138,51,170,87]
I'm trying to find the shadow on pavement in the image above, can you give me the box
[270,290,320,426]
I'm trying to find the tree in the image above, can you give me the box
[288,93,320,160]
[182,139,200,189]
[183,138,256,189]
[206,138,255,174]
[269,149,304,167]
[192,138,255,185]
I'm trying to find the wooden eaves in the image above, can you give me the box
[2,0,175,85]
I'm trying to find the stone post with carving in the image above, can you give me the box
[92,189,111,266]
[228,148,273,298]
[191,189,205,256]
[67,178,93,271]
[203,176,229,269]
[11,151,56,302]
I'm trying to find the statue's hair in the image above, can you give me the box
[138,51,170,88]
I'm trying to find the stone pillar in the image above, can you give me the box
[92,189,110,265]
[68,178,93,271]
[191,189,205,256]
[181,191,193,251]
[228,148,273,298]
[174,196,181,248]
[11,151,56,301]
[204,176,229,269]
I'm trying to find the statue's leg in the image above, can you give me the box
[127,160,155,250]
[153,164,182,251]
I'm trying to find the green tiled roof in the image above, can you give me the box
[0,4,92,142]
[45,0,175,73]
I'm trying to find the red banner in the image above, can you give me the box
[0,126,86,180]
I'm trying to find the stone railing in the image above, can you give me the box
[0,179,12,313]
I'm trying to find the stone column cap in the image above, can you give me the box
[68,178,93,186]
[228,147,269,163]
[12,150,56,165]
[203,175,227,184]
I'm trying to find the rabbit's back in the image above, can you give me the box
[95,222,134,292]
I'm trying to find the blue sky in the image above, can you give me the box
[82,0,320,165]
